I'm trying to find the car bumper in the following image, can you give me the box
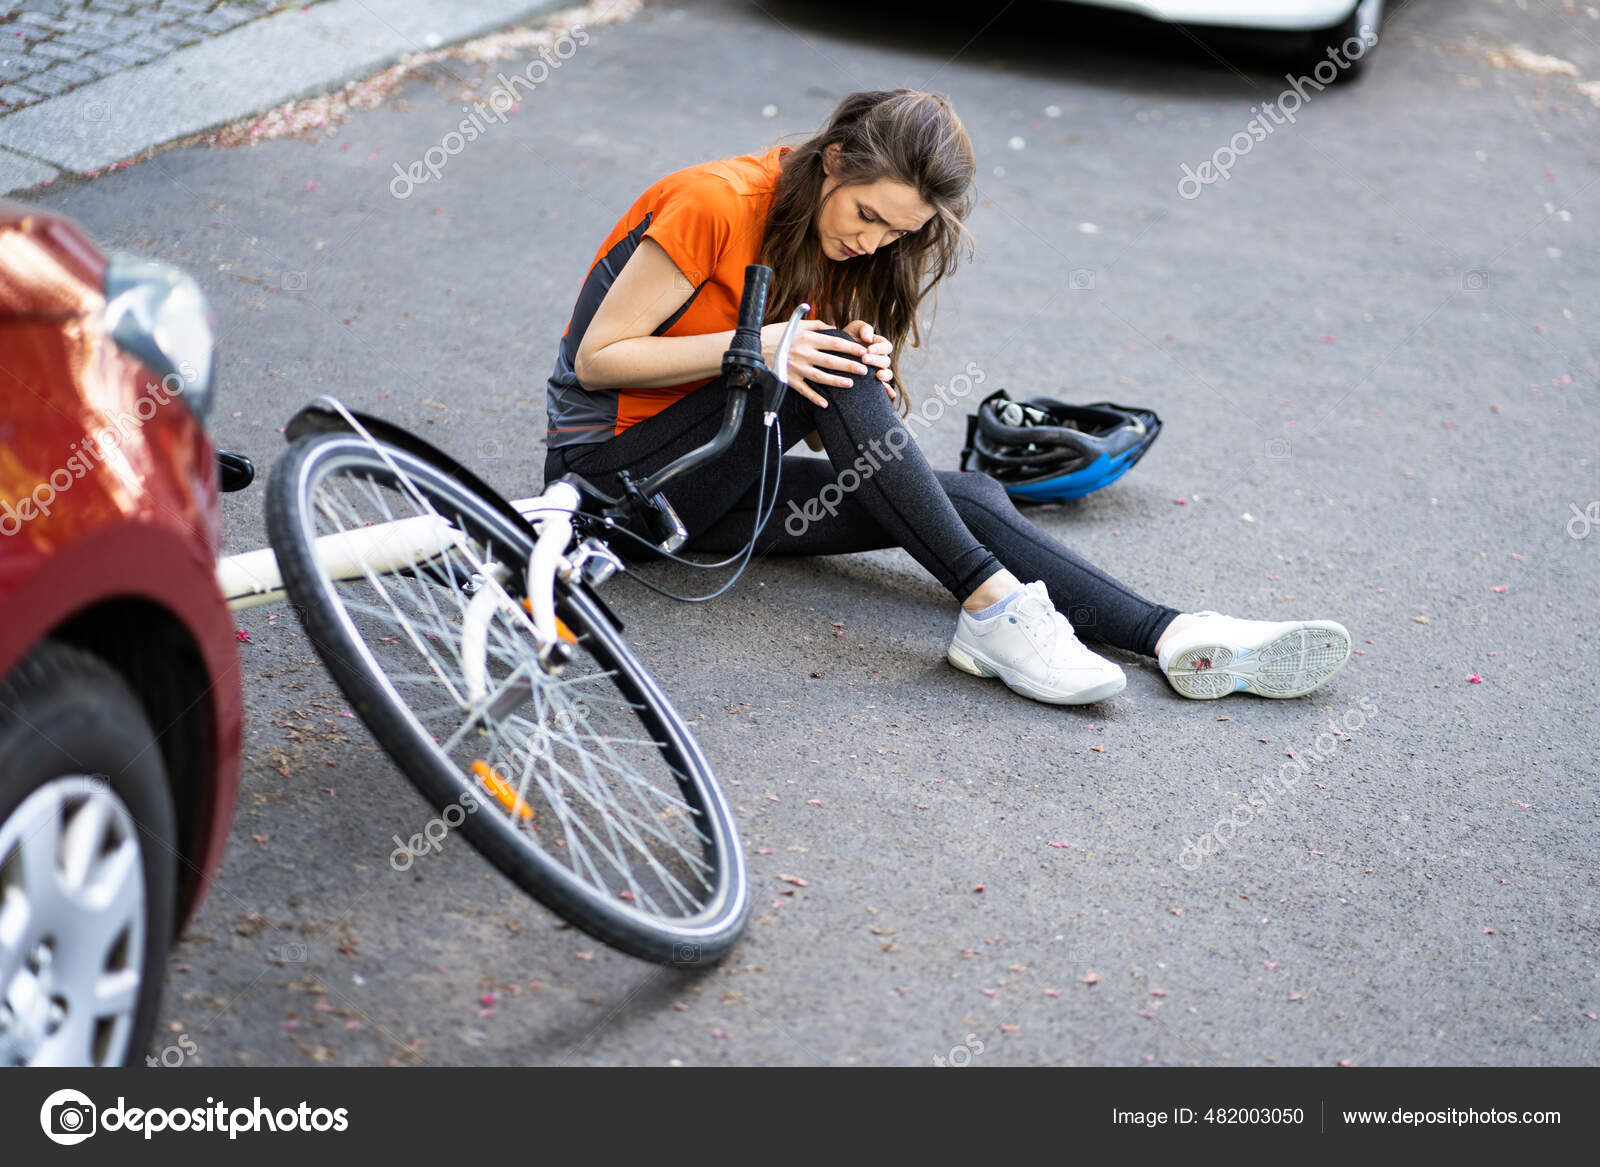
[1067,0,1357,31]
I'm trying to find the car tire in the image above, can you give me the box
[0,641,178,1067]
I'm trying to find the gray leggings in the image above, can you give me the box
[543,330,1180,656]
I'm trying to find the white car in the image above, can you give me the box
[1078,0,1384,77]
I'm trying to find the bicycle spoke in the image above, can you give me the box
[299,456,717,920]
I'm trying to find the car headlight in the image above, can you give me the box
[103,253,216,425]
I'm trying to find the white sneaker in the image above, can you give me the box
[947,581,1127,705]
[1158,611,1351,700]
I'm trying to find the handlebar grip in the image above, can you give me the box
[722,264,771,380]
[736,264,771,336]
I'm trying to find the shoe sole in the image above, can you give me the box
[947,642,1126,705]
[1164,622,1351,700]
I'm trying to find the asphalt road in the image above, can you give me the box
[34,0,1599,1066]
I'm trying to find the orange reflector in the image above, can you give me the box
[471,759,534,820]
[519,597,578,643]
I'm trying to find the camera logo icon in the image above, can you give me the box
[40,1088,97,1145]
[1069,268,1095,291]
[671,942,701,965]
[282,270,307,291]
[1265,438,1292,461]
[1462,269,1489,291]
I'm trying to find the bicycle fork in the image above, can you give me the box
[460,480,584,717]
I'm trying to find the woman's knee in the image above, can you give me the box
[807,327,880,396]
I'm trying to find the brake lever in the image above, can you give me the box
[767,301,812,426]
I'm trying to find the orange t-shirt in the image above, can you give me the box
[544,144,793,449]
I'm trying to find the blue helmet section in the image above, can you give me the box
[959,390,1163,503]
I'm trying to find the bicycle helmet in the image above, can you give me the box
[959,389,1163,502]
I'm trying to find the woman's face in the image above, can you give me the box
[817,145,935,263]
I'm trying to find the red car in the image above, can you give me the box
[0,200,243,1066]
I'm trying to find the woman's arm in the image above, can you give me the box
[574,236,875,399]
[573,238,734,390]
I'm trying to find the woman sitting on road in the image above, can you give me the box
[540,89,1350,705]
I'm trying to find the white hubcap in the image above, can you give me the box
[0,777,146,1066]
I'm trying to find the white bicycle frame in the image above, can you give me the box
[218,486,565,599]
[217,480,591,687]
[214,302,808,675]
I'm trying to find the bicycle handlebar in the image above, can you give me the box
[636,264,773,499]
[559,265,804,551]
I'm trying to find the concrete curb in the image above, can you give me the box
[0,0,568,196]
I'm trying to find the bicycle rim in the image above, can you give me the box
[264,433,747,964]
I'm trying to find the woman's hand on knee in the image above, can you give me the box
[761,320,871,409]
[844,320,896,401]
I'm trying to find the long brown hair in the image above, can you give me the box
[759,90,976,417]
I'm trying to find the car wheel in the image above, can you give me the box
[1293,0,1383,82]
[0,641,177,1067]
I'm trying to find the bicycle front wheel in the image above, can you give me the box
[264,431,748,965]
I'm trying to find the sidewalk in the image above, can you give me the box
[0,0,567,196]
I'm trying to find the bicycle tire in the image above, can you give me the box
[264,431,748,965]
